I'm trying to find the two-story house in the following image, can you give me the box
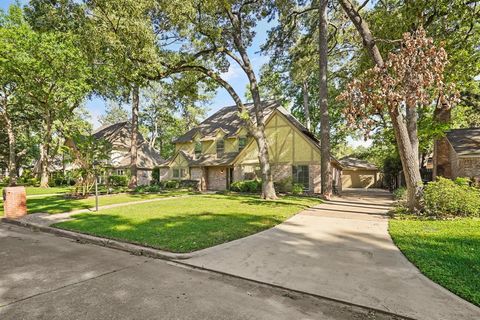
[159,101,343,193]
[93,121,164,185]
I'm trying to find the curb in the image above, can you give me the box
[2,217,417,320]
[1,218,193,261]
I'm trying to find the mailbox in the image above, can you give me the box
[3,186,27,219]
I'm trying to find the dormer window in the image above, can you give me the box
[194,141,202,158]
[238,137,247,151]
[216,139,225,156]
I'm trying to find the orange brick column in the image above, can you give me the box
[3,186,27,219]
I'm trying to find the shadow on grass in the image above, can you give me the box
[213,194,321,209]
[390,220,480,307]
[54,211,286,253]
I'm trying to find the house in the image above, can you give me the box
[340,157,382,188]
[93,122,164,185]
[159,101,343,193]
[433,128,480,181]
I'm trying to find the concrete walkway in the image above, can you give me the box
[17,194,194,227]
[183,189,480,320]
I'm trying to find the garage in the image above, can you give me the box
[340,157,382,189]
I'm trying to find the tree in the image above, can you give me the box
[338,23,458,211]
[158,0,282,199]
[263,0,358,198]
[0,5,91,187]
[98,101,130,126]
[82,0,163,189]
[140,77,211,158]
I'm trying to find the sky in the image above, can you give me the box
[2,0,367,147]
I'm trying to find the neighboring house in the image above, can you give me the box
[433,128,480,181]
[93,122,164,185]
[340,157,382,188]
[159,101,343,193]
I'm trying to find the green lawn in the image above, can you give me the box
[54,194,321,253]
[0,186,73,196]
[0,190,192,216]
[389,217,480,306]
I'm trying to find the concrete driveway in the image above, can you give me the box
[0,223,401,320]
[183,189,480,320]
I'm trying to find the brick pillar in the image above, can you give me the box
[3,186,27,219]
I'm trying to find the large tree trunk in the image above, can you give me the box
[2,110,17,186]
[227,9,277,199]
[406,102,420,168]
[39,115,52,188]
[254,130,276,199]
[339,0,423,210]
[319,0,332,198]
[391,107,423,211]
[129,85,139,189]
[302,81,311,131]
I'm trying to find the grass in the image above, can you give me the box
[54,194,321,253]
[0,190,192,216]
[0,186,73,196]
[389,216,480,306]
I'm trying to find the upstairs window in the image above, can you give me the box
[216,139,225,156]
[238,137,247,151]
[292,165,309,190]
[194,141,202,158]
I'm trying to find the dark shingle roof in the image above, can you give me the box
[173,101,278,143]
[446,128,480,156]
[340,157,378,170]
[93,122,164,169]
[93,121,129,140]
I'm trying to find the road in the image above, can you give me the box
[0,223,402,320]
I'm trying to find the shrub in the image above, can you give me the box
[274,177,292,193]
[108,175,128,187]
[393,187,407,200]
[230,179,261,193]
[292,183,304,195]
[134,185,162,193]
[164,180,180,189]
[179,179,200,190]
[423,177,480,217]
[28,177,39,186]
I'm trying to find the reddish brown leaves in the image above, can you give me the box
[338,27,459,134]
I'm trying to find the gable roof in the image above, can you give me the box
[93,121,129,140]
[340,157,378,170]
[446,128,480,156]
[93,122,164,169]
[173,101,278,143]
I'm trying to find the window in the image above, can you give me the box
[173,169,180,178]
[238,137,247,151]
[216,139,225,155]
[292,165,309,190]
[116,169,125,176]
[194,141,202,158]
[180,169,186,178]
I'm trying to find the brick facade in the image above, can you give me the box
[137,169,152,186]
[207,167,227,191]
[309,164,321,193]
[458,157,480,179]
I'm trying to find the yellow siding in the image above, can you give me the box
[176,142,194,153]
[235,111,320,166]
[202,140,215,154]
[225,138,238,153]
